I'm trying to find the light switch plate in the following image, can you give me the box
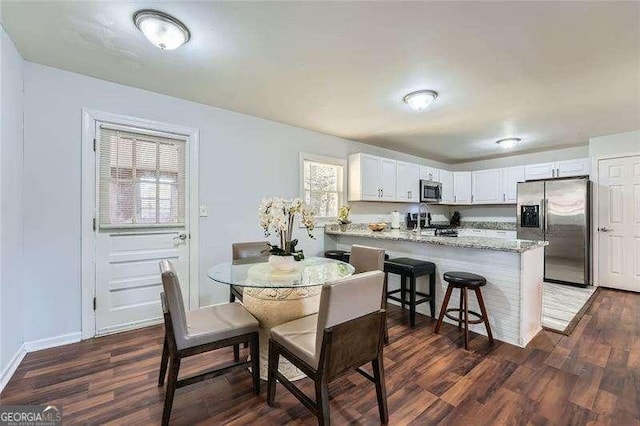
[199,205,209,217]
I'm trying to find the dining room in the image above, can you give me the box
[1,1,640,425]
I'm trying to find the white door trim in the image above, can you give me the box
[81,109,199,339]
[591,151,639,288]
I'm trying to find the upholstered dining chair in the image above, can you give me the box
[349,244,389,343]
[267,270,388,425]
[230,241,270,303]
[158,260,260,426]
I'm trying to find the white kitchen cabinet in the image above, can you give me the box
[453,171,472,204]
[471,169,502,204]
[557,158,590,177]
[525,162,555,180]
[396,161,420,202]
[502,166,525,203]
[439,169,454,203]
[419,166,439,182]
[348,153,393,201]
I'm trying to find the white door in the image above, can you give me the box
[360,154,381,200]
[94,125,191,335]
[453,172,472,203]
[502,166,525,203]
[380,158,397,200]
[397,161,419,201]
[471,169,502,204]
[525,162,555,180]
[598,156,640,292]
[440,170,454,203]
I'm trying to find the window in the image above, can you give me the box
[98,126,186,227]
[300,153,346,220]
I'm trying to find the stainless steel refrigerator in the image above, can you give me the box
[516,177,591,287]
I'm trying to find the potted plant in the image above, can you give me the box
[259,197,316,271]
[337,205,351,232]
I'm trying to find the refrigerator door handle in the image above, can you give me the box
[542,198,548,234]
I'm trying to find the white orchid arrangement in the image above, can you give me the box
[258,197,316,259]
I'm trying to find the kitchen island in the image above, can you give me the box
[324,225,548,348]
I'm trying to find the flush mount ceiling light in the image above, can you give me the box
[403,90,439,111]
[496,138,522,149]
[134,10,190,50]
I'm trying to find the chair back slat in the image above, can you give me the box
[322,311,384,380]
[232,241,269,262]
[159,260,189,350]
[349,245,385,274]
[315,270,384,365]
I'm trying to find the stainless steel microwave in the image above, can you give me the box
[420,180,442,203]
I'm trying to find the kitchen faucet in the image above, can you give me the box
[419,203,430,229]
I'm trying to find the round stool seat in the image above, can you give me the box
[443,271,486,288]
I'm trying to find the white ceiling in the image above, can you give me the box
[2,1,639,163]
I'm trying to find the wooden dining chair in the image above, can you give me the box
[158,260,260,426]
[349,244,389,343]
[267,270,388,425]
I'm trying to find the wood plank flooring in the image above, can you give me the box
[2,288,639,425]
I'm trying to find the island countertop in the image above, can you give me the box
[324,225,547,253]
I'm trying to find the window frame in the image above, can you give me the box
[299,152,347,226]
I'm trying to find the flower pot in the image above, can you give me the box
[269,255,297,272]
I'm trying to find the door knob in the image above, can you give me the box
[598,227,611,233]
[173,233,188,241]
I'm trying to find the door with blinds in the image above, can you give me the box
[94,124,190,335]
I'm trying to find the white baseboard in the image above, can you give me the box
[0,344,27,394]
[23,332,82,352]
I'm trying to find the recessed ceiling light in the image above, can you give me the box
[496,138,522,149]
[403,90,438,111]
[134,10,190,50]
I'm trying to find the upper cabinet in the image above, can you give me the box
[502,166,525,203]
[396,161,420,202]
[348,154,397,201]
[525,158,590,180]
[453,172,472,204]
[419,166,439,182]
[471,169,502,204]
[439,170,454,203]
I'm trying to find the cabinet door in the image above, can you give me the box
[360,154,381,200]
[439,170,454,203]
[453,172,472,203]
[557,158,590,177]
[525,162,555,180]
[471,169,502,204]
[502,166,525,203]
[380,158,397,200]
[419,166,439,182]
[397,161,420,201]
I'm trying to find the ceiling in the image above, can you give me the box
[2,1,639,163]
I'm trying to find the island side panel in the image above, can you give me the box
[519,246,544,346]
[331,235,526,347]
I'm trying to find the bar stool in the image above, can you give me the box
[384,258,436,327]
[434,271,494,350]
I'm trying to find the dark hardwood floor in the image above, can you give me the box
[2,288,639,425]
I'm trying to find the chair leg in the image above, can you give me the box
[409,275,416,328]
[250,333,260,395]
[400,275,406,311]
[158,336,169,387]
[315,379,330,426]
[434,284,453,334]
[458,289,464,330]
[462,288,469,350]
[372,355,388,424]
[475,288,494,345]
[233,344,240,362]
[429,273,436,318]
[229,288,235,303]
[383,273,389,345]
[267,340,279,406]
[162,356,181,426]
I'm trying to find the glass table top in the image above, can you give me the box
[207,257,355,288]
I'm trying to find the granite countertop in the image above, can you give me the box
[325,225,547,253]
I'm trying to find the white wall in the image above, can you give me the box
[589,130,639,159]
[21,62,450,340]
[0,26,24,373]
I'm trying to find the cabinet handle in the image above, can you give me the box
[454,195,457,202]
[503,193,506,202]
[552,169,555,178]
[556,168,560,177]
[381,189,384,197]
[429,173,433,180]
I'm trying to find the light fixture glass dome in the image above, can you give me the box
[403,90,438,111]
[496,138,522,149]
[134,10,190,50]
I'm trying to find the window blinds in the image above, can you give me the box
[98,126,186,227]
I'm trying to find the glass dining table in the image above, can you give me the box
[207,257,355,380]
